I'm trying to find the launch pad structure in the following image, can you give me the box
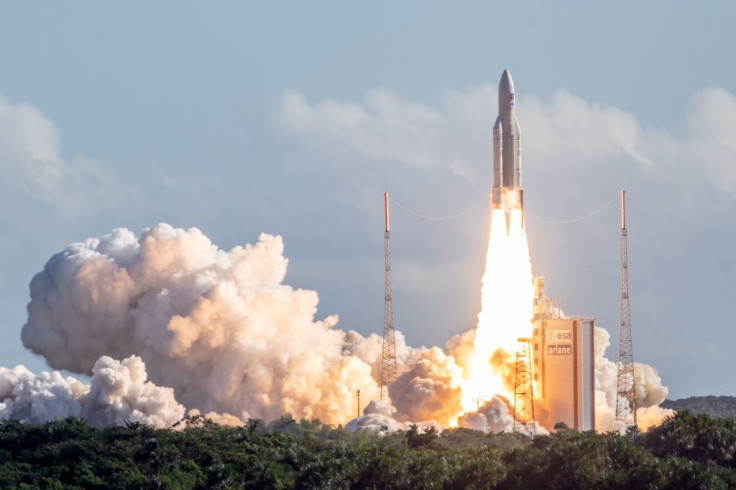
[531,278,596,431]
[513,337,535,435]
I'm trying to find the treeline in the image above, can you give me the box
[2,411,736,489]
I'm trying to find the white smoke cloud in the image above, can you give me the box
[345,399,402,432]
[346,398,441,433]
[592,326,672,432]
[457,396,513,433]
[80,356,185,429]
[342,329,414,387]
[0,356,184,428]
[389,347,463,427]
[457,396,550,436]
[22,224,386,425]
[0,365,85,423]
[345,413,402,432]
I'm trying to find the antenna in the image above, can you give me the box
[380,192,398,400]
[616,190,637,427]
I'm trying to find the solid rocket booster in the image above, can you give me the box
[491,69,524,229]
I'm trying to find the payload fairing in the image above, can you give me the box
[491,69,524,231]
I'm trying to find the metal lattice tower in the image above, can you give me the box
[380,192,397,400]
[616,190,637,426]
[513,337,535,436]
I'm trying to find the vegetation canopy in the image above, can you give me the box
[2,411,736,489]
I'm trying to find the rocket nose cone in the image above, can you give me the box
[498,69,515,111]
[499,69,515,95]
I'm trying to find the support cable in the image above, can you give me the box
[527,193,620,225]
[388,196,485,220]
[388,192,619,225]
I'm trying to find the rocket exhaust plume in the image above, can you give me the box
[459,70,534,414]
[460,204,534,411]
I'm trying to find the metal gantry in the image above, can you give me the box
[380,192,398,401]
[513,337,535,436]
[616,190,637,427]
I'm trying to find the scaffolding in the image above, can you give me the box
[513,337,535,435]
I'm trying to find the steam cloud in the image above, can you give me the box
[592,327,673,431]
[0,356,183,428]
[3,224,672,432]
[20,224,384,426]
[389,347,463,427]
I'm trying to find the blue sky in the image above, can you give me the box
[1,1,735,399]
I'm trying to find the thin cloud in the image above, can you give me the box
[275,85,736,196]
[0,96,122,210]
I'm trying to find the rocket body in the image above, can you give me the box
[491,69,523,230]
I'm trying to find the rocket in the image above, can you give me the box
[491,69,523,231]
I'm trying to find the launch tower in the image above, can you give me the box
[616,190,637,426]
[380,192,398,400]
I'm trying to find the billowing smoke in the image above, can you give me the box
[0,356,183,428]
[457,396,514,433]
[389,347,463,427]
[457,397,549,436]
[345,399,401,432]
[20,224,383,426]
[342,329,413,386]
[7,223,672,432]
[592,327,674,431]
[0,367,86,423]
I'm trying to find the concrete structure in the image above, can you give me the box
[532,278,596,431]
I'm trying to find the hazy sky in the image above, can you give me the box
[1,1,735,399]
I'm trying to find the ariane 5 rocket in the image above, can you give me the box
[491,69,523,232]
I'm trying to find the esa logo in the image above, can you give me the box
[547,330,573,343]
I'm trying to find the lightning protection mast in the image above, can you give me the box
[616,190,637,427]
[380,192,398,400]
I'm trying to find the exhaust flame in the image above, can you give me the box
[461,202,534,413]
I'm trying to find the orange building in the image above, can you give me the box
[532,278,596,431]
